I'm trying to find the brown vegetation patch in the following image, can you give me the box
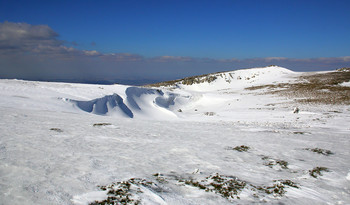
[309,167,330,178]
[50,128,63,133]
[304,148,334,156]
[147,74,218,87]
[246,69,350,105]
[93,123,112,127]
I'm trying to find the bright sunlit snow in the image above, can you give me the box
[0,66,349,204]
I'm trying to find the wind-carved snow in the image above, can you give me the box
[125,87,156,110]
[125,87,176,110]
[68,86,178,118]
[155,93,176,108]
[71,93,134,118]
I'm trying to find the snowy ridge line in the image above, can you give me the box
[147,65,296,90]
[1,65,349,120]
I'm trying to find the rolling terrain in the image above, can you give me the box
[0,66,349,204]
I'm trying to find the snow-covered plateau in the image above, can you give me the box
[0,66,349,204]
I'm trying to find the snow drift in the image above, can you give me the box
[71,93,134,118]
[68,87,178,119]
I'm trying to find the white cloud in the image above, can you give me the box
[84,50,100,56]
[340,56,350,62]
[151,56,195,62]
[264,57,288,61]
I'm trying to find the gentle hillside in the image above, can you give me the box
[246,67,350,105]
[147,65,297,91]
[1,66,349,121]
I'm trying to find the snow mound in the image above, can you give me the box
[71,93,134,118]
[125,87,171,110]
[69,87,178,119]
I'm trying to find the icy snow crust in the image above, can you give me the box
[0,66,349,204]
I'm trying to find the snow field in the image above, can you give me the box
[0,66,349,204]
[1,106,349,204]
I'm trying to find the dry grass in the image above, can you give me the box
[50,128,63,133]
[146,68,246,88]
[147,74,217,87]
[246,69,350,105]
[93,123,112,127]
[261,156,289,169]
[230,145,250,152]
[304,148,334,156]
[309,167,330,178]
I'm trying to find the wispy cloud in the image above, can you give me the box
[263,57,289,61]
[1,21,349,84]
[150,56,199,63]
[102,53,144,62]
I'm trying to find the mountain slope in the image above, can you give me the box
[148,65,298,91]
[0,66,298,119]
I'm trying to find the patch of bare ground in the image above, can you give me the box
[146,73,218,87]
[246,68,350,105]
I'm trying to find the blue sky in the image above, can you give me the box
[1,0,350,84]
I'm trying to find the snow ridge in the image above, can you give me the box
[68,86,178,118]
[71,93,134,118]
